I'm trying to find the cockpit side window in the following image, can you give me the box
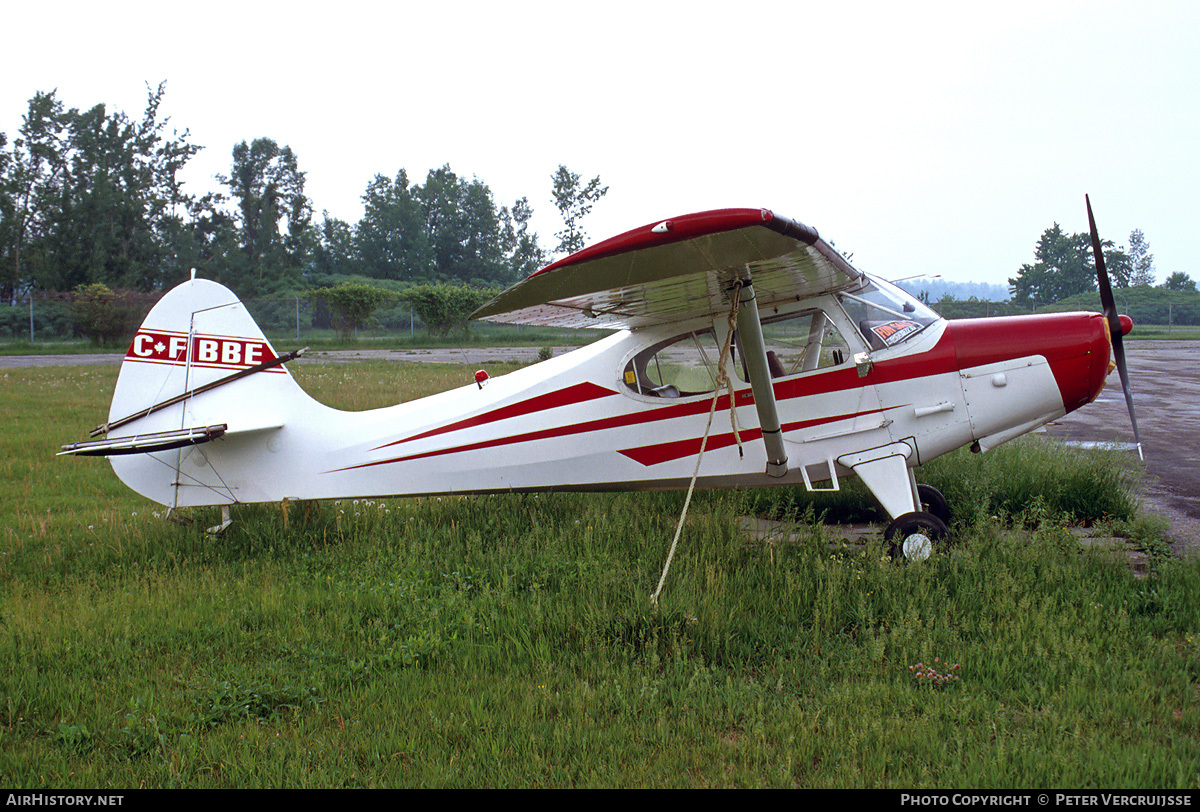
[730,309,851,383]
[623,330,722,398]
[838,278,939,351]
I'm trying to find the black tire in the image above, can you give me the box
[917,483,951,526]
[885,511,951,563]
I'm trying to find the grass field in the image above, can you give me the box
[1124,325,1200,341]
[1,362,1198,788]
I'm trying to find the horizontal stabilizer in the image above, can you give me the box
[61,416,287,457]
[59,424,229,457]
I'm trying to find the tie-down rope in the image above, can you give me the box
[650,283,745,610]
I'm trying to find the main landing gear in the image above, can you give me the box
[833,444,952,563]
[885,484,951,563]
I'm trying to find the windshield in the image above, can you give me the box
[838,278,940,350]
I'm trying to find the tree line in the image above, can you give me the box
[1007,221,1195,305]
[0,84,607,313]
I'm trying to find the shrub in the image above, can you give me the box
[68,284,160,347]
[399,283,499,337]
[308,283,400,341]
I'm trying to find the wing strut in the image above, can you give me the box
[735,282,788,477]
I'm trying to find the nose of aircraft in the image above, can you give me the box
[1051,311,1129,412]
[947,311,1118,416]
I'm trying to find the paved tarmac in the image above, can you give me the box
[6,340,1196,553]
[0,352,124,368]
[1042,340,1200,554]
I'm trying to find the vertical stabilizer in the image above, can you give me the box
[105,278,309,507]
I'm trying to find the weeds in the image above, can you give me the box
[192,677,321,728]
[909,659,962,687]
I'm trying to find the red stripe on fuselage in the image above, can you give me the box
[617,407,894,466]
[331,391,740,472]
[373,382,618,450]
[332,346,952,474]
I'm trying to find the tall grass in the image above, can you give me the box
[746,434,1145,534]
[1,364,1197,788]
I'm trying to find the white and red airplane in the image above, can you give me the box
[61,198,1139,560]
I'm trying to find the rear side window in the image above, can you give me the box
[623,331,721,398]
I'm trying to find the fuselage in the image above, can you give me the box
[109,275,1118,510]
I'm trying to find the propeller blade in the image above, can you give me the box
[1086,195,1143,460]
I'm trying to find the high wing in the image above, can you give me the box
[473,208,864,330]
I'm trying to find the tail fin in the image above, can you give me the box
[98,277,310,508]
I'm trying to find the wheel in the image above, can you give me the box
[917,484,951,525]
[885,511,950,563]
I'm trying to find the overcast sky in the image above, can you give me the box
[3,0,1197,290]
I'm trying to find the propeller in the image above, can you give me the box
[1086,194,1143,460]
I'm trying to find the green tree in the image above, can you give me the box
[0,131,13,301]
[313,211,359,277]
[1106,246,1133,289]
[355,170,430,280]
[2,84,203,296]
[220,138,311,292]
[1008,223,1128,304]
[457,178,505,282]
[1,90,68,301]
[413,165,507,283]
[126,82,208,290]
[178,191,241,286]
[550,164,607,256]
[1128,229,1155,286]
[500,196,546,278]
[309,282,399,340]
[1161,271,1197,293]
[354,167,538,286]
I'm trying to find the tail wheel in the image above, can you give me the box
[917,483,951,525]
[885,511,950,563]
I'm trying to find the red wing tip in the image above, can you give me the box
[531,207,778,277]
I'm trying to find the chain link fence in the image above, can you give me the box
[0,294,574,348]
